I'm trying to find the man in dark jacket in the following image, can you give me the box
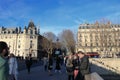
[75,51,90,80]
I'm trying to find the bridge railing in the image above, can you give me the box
[90,58,120,75]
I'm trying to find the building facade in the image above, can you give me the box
[77,22,120,57]
[0,21,40,59]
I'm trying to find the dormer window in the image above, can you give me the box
[8,31,10,34]
[13,31,15,34]
[4,31,6,34]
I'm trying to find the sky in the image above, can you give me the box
[0,0,120,35]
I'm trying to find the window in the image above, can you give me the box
[30,30,33,34]
[91,43,93,47]
[110,48,112,51]
[8,31,10,34]
[80,34,82,37]
[13,31,15,33]
[30,44,32,48]
[30,36,33,39]
[96,43,98,46]
[30,40,33,48]
[18,45,20,48]
[4,31,6,34]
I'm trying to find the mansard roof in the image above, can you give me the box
[28,20,35,28]
[79,23,120,29]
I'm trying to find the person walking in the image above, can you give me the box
[43,56,48,71]
[75,51,90,80]
[55,56,61,73]
[8,53,18,80]
[66,54,74,80]
[25,56,32,74]
[48,54,53,76]
[0,41,9,80]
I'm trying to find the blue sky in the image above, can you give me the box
[0,0,120,35]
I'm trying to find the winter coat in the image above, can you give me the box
[43,57,48,66]
[66,58,74,75]
[75,56,90,80]
[0,56,9,80]
[8,57,18,75]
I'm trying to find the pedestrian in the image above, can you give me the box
[48,54,53,76]
[75,51,90,80]
[55,56,61,73]
[66,54,74,80]
[8,53,18,80]
[0,41,9,80]
[43,56,48,71]
[72,54,80,79]
[25,56,32,74]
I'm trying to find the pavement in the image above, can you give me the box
[18,64,68,80]
[18,59,120,80]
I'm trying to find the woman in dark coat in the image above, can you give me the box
[48,54,53,75]
[55,56,61,73]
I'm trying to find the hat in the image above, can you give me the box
[77,51,84,54]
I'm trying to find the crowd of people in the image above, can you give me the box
[65,51,90,80]
[0,41,90,80]
[42,51,90,80]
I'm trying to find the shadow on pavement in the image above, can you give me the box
[18,59,43,71]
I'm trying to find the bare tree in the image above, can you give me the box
[94,19,117,57]
[58,29,76,54]
[41,32,57,57]
[43,32,56,42]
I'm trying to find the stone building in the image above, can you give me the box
[77,22,120,57]
[0,21,41,59]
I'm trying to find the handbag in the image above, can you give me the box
[66,67,73,72]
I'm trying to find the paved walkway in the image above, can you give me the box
[18,65,67,80]
[18,60,120,80]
